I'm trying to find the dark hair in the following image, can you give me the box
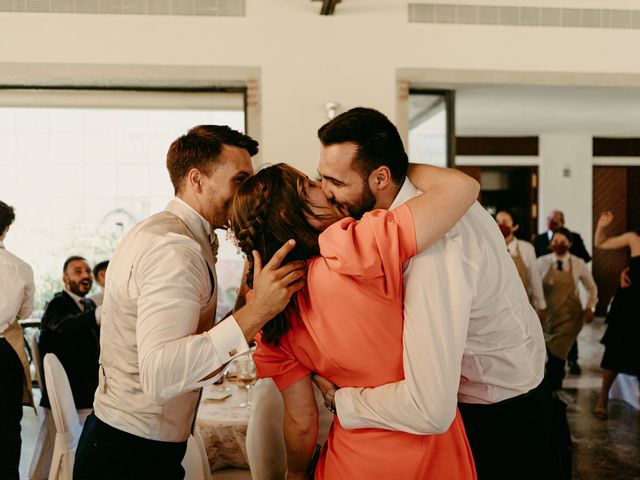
[63,256,88,273]
[496,209,520,226]
[231,164,325,345]
[166,125,259,194]
[318,107,408,185]
[551,227,573,244]
[93,260,109,278]
[0,201,15,234]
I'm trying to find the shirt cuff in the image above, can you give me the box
[207,314,250,366]
[334,387,366,430]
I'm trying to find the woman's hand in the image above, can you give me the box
[597,211,614,228]
[582,309,594,324]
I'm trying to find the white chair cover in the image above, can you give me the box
[43,354,83,480]
[245,378,332,480]
[183,429,213,480]
[609,373,640,410]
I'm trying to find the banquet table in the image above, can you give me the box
[196,381,252,472]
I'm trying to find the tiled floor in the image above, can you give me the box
[17,319,640,479]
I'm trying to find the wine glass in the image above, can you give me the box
[235,356,257,408]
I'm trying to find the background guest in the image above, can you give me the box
[89,260,109,307]
[0,200,35,480]
[592,211,640,419]
[38,256,100,411]
[533,209,591,374]
[496,210,546,322]
[537,228,597,391]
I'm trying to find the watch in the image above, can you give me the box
[324,388,337,415]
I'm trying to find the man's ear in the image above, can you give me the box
[187,168,203,193]
[512,224,520,234]
[369,166,392,191]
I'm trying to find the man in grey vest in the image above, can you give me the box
[74,126,306,479]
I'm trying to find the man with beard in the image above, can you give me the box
[39,256,100,411]
[74,126,304,480]
[312,108,563,479]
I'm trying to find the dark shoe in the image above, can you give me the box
[568,362,581,375]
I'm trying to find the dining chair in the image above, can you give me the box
[182,428,214,480]
[245,378,332,480]
[43,353,83,480]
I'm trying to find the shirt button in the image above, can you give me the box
[228,348,238,357]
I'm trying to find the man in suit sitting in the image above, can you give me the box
[533,209,592,374]
[39,256,100,410]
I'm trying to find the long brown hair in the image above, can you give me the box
[231,163,327,344]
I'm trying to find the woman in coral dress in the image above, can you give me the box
[231,163,478,480]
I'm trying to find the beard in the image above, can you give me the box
[341,183,377,220]
[68,278,92,297]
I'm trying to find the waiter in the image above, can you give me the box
[0,200,35,480]
[496,210,546,321]
[537,227,598,391]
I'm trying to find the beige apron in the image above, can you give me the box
[4,320,35,411]
[511,241,532,304]
[542,258,583,359]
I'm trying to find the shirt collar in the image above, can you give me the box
[506,238,518,252]
[390,177,420,210]
[64,288,85,309]
[167,196,214,245]
[552,252,570,262]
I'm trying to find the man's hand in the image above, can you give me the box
[234,240,306,341]
[621,267,631,288]
[537,308,547,326]
[583,309,594,324]
[311,373,338,408]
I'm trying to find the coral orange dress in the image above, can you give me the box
[254,205,476,480]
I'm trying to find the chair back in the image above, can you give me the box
[245,379,332,480]
[43,353,82,480]
[182,429,213,480]
[31,329,46,394]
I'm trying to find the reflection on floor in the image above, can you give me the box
[564,319,640,480]
[18,319,639,479]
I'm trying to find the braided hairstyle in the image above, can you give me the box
[231,163,323,344]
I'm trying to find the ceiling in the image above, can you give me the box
[451,85,640,136]
[410,85,640,137]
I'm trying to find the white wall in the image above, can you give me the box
[2,0,640,174]
[2,0,640,256]
[539,134,593,245]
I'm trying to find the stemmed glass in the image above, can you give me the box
[235,356,257,408]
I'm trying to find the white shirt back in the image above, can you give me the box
[0,241,35,335]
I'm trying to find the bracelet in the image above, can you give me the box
[324,388,337,415]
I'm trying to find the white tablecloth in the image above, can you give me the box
[196,382,251,472]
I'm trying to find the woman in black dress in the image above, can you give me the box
[593,211,640,419]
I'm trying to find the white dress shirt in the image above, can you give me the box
[93,198,249,442]
[537,253,598,310]
[0,240,35,336]
[335,179,546,434]
[506,238,547,310]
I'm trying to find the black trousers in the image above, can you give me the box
[0,338,24,480]
[459,380,567,480]
[567,341,579,364]
[546,352,567,391]
[73,413,188,480]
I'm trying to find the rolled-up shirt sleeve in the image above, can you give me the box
[136,238,249,405]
